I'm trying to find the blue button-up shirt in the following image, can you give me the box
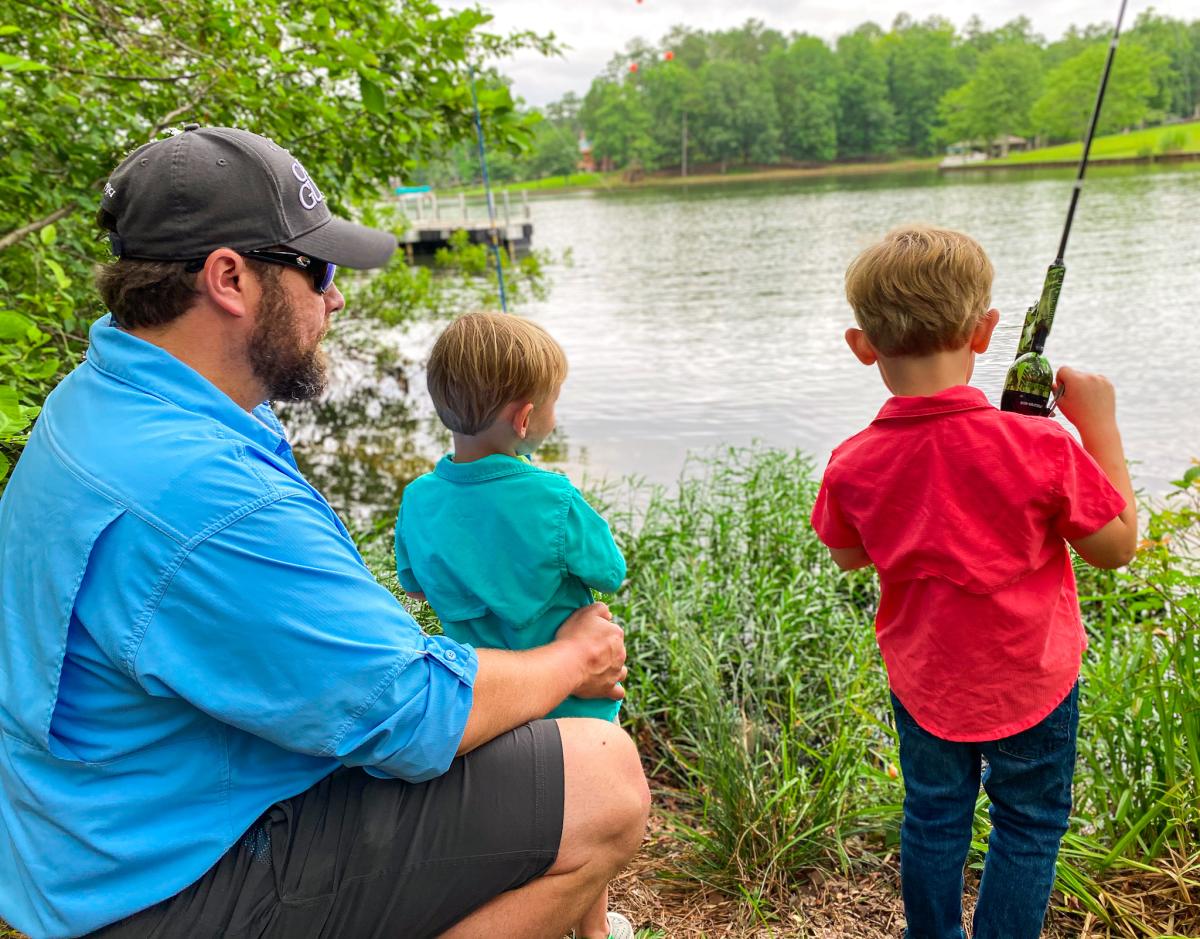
[0,316,477,938]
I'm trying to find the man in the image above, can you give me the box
[0,125,648,939]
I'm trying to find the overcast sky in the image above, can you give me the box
[473,1,1194,106]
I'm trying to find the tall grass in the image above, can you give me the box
[608,449,900,900]
[608,448,1200,934]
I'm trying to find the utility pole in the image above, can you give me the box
[681,110,688,178]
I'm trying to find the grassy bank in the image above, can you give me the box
[980,120,1200,166]
[450,158,941,198]
[603,448,1199,936]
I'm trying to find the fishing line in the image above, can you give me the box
[468,64,509,313]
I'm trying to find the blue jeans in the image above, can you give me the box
[891,683,1079,939]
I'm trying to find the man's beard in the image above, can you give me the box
[248,273,329,402]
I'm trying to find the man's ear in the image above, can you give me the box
[199,248,253,319]
[845,327,878,366]
[971,308,1000,354]
[511,401,535,439]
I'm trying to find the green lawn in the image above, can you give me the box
[984,120,1200,165]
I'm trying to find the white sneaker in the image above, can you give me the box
[606,911,635,939]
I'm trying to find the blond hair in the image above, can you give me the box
[844,225,994,357]
[426,312,568,435]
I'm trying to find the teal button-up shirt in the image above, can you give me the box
[0,316,477,939]
[394,454,626,720]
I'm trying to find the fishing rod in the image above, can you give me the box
[1000,0,1129,416]
[468,65,509,313]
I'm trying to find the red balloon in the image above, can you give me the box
[664,50,674,61]
[629,62,639,73]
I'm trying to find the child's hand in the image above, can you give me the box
[1054,366,1118,439]
[405,590,427,602]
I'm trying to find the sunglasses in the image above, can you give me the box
[185,249,337,294]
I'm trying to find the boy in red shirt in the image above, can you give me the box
[812,226,1137,939]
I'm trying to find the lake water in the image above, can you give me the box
[284,165,1200,528]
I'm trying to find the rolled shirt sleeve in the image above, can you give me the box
[133,491,475,783]
[562,488,626,593]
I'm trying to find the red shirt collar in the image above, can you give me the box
[874,384,992,422]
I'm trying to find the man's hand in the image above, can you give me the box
[1054,366,1117,439]
[554,602,627,701]
[457,604,630,755]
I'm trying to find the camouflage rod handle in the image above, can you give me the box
[1000,262,1065,416]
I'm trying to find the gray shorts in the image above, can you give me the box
[90,720,564,939]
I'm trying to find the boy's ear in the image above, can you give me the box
[511,401,535,439]
[971,308,1000,354]
[844,327,878,366]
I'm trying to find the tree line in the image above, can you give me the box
[479,10,1200,180]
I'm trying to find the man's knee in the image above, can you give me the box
[559,719,649,854]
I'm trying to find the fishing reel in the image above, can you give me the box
[1000,263,1065,418]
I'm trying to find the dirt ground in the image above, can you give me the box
[609,808,1200,939]
[3,810,1195,939]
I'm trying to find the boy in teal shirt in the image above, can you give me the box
[394,311,632,939]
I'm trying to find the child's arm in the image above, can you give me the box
[1054,366,1137,569]
[563,489,626,594]
[829,545,873,571]
[393,503,427,599]
[811,471,873,571]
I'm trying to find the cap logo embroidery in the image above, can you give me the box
[291,161,325,211]
[104,182,116,199]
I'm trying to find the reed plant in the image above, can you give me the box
[608,449,901,903]
[608,448,1200,934]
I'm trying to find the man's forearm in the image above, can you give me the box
[456,644,582,755]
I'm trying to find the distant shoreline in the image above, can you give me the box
[944,150,1200,172]
[450,158,943,197]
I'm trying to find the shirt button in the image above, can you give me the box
[446,649,457,661]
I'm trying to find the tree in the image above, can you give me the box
[936,43,1043,151]
[526,116,581,178]
[0,0,548,486]
[581,76,654,169]
[692,59,781,169]
[882,17,967,154]
[1031,41,1169,141]
[1126,10,1200,119]
[766,35,838,162]
[835,25,896,158]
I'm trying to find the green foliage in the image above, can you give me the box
[938,43,1044,148]
[1031,42,1169,141]
[766,36,839,162]
[504,11,1200,179]
[0,0,551,487]
[835,25,897,158]
[604,448,1199,933]
[610,449,894,897]
[882,17,968,155]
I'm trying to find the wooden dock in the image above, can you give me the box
[393,188,534,259]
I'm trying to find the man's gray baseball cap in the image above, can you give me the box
[101,124,396,269]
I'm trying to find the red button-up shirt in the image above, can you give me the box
[812,385,1125,741]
